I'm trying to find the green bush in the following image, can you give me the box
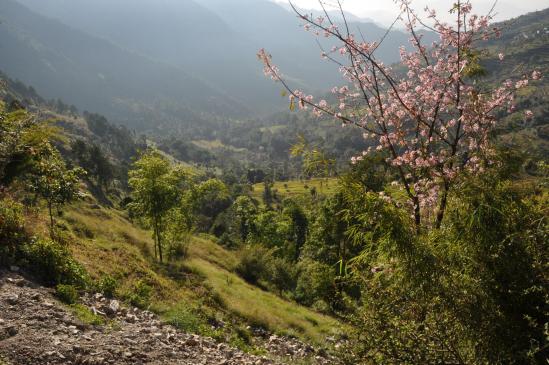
[0,198,26,264]
[294,259,336,308]
[56,284,79,304]
[126,279,152,308]
[235,245,273,285]
[344,172,548,364]
[21,238,88,287]
[69,304,105,326]
[98,275,117,298]
[165,304,204,333]
[269,257,297,295]
[166,232,190,261]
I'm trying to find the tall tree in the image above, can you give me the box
[128,149,186,262]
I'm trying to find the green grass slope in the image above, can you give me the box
[58,202,342,345]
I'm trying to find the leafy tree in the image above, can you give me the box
[233,196,257,242]
[269,256,297,296]
[0,104,56,185]
[282,199,308,262]
[249,209,289,249]
[128,149,187,262]
[88,144,114,189]
[29,144,85,237]
[71,140,114,189]
[290,135,335,180]
[262,179,274,207]
[182,178,231,232]
[295,259,337,309]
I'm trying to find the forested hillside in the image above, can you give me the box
[0,1,547,365]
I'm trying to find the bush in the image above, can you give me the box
[98,275,117,298]
[56,284,79,304]
[235,245,273,285]
[0,198,26,264]
[126,279,152,308]
[294,259,336,308]
[218,232,237,248]
[344,172,548,364]
[21,238,88,287]
[269,257,297,295]
[165,304,204,333]
[69,304,105,326]
[166,234,190,261]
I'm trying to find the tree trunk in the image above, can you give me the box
[435,183,450,229]
[153,216,158,260]
[48,201,55,239]
[157,216,163,263]
[413,197,421,234]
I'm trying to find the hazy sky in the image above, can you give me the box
[272,0,549,25]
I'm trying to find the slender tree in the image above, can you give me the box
[128,149,186,262]
[29,144,84,237]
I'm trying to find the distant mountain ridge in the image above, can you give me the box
[2,0,427,130]
[0,0,248,130]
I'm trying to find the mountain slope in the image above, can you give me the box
[14,0,433,115]
[482,8,549,157]
[14,0,289,113]
[0,0,247,129]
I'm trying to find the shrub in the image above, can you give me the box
[166,233,190,261]
[98,275,117,298]
[21,238,88,287]
[70,304,105,326]
[0,198,26,264]
[126,279,152,308]
[56,284,79,304]
[294,259,336,308]
[344,172,548,364]
[218,232,237,248]
[165,304,204,333]
[269,257,297,295]
[235,245,273,285]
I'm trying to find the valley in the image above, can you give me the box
[0,1,547,364]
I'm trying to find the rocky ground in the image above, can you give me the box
[0,271,337,365]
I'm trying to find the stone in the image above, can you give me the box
[185,338,199,346]
[125,313,137,323]
[6,326,18,337]
[105,300,120,316]
[6,294,19,305]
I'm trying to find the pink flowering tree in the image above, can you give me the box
[258,0,541,232]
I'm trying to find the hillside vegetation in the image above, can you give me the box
[0,3,548,365]
[63,203,342,344]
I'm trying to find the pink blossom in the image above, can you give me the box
[257,0,542,229]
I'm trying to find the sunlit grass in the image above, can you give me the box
[185,255,342,343]
[251,177,339,201]
[60,202,342,345]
